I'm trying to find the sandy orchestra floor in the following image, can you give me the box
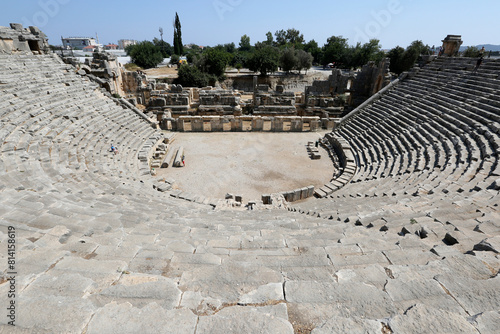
[157,131,335,201]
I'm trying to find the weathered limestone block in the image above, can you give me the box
[311,316,382,334]
[285,281,396,319]
[196,306,293,334]
[13,296,96,333]
[434,274,500,315]
[92,275,182,310]
[179,262,283,301]
[86,302,197,334]
[389,304,477,334]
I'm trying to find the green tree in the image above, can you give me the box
[408,40,431,56]
[186,50,201,64]
[387,41,431,75]
[170,54,180,65]
[153,37,172,57]
[280,48,298,73]
[463,46,480,58]
[265,31,274,46]
[401,40,430,72]
[387,46,405,74]
[247,45,280,76]
[126,41,163,69]
[348,39,384,68]
[275,29,287,47]
[199,47,231,78]
[175,64,215,87]
[224,42,236,54]
[231,51,248,68]
[173,12,183,55]
[239,34,252,52]
[321,36,349,67]
[275,28,304,48]
[304,39,322,64]
[296,49,313,74]
[286,28,304,48]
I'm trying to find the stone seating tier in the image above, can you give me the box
[0,53,499,333]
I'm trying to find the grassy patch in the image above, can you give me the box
[124,63,142,71]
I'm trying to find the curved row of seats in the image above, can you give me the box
[334,57,500,194]
[1,53,499,333]
[292,57,500,246]
[0,54,203,212]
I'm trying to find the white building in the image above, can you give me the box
[118,39,137,50]
[62,37,98,50]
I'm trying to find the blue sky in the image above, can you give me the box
[1,0,498,49]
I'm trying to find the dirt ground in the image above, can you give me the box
[143,66,179,78]
[156,131,334,202]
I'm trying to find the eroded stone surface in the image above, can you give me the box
[196,305,293,334]
[87,302,197,334]
[389,304,478,334]
[311,316,382,334]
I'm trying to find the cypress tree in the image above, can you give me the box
[173,12,183,55]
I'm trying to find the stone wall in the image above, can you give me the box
[198,88,242,115]
[148,84,191,115]
[0,23,49,54]
[122,70,150,105]
[85,52,125,96]
[225,74,321,93]
[304,69,352,118]
[165,115,330,132]
[350,58,391,107]
[253,84,297,116]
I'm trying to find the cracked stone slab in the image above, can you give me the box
[385,278,466,315]
[90,275,181,309]
[472,310,500,334]
[49,257,128,291]
[1,296,95,332]
[179,290,223,316]
[285,281,396,319]
[238,283,284,304]
[86,302,197,334]
[388,254,494,281]
[334,264,389,289]
[383,248,440,266]
[15,249,69,275]
[328,251,390,269]
[388,304,478,334]
[179,261,283,302]
[21,273,97,298]
[311,316,383,334]
[434,274,500,315]
[196,305,293,334]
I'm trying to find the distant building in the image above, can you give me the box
[118,39,137,50]
[105,43,118,50]
[185,43,204,50]
[83,45,97,52]
[62,37,97,50]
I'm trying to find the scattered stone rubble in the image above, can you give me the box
[0,23,49,54]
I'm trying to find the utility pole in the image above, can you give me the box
[159,27,164,55]
[60,36,64,57]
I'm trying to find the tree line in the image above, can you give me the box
[125,15,433,87]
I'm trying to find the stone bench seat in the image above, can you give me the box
[1,51,500,334]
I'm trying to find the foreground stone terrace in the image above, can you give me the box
[0,53,499,333]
